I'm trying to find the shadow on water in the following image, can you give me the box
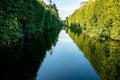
[67,29,120,80]
[0,29,60,80]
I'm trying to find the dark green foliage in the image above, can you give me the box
[0,28,60,80]
[0,0,61,46]
[66,0,120,41]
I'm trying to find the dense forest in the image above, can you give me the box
[0,1,61,79]
[0,0,61,46]
[66,0,120,41]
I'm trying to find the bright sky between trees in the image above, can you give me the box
[43,0,88,20]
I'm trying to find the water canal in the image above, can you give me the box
[36,30,100,80]
[1,29,119,80]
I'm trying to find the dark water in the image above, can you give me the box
[36,30,100,80]
[0,30,60,80]
[0,29,120,80]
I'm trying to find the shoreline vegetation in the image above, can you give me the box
[0,0,61,47]
[0,1,61,79]
[65,0,120,41]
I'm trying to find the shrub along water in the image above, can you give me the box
[66,0,120,41]
[0,0,61,46]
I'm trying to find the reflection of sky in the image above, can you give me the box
[36,30,100,80]
[58,30,73,43]
[43,0,88,20]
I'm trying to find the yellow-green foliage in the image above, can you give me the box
[66,0,120,40]
[68,30,120,80]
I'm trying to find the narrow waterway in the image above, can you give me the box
[36,30,100,80]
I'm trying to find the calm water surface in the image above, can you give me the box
[36,30,100,80]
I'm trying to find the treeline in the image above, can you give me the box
[66,0,120,41]
[0,0,61,46]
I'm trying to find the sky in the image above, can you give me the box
[43,0,88,20]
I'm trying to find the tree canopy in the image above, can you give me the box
[0,0,61,46]
[66,0,120,41]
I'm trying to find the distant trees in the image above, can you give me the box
[47,0,59,16]
[48,0,52,4]
[52,3,59,16]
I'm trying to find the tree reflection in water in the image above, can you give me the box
[68,29,120,80]
[0,29,60,80]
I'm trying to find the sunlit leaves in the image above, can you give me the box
[66,0,120,40]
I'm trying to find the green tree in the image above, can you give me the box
[0,0,61,46]
[66,0,120,41]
